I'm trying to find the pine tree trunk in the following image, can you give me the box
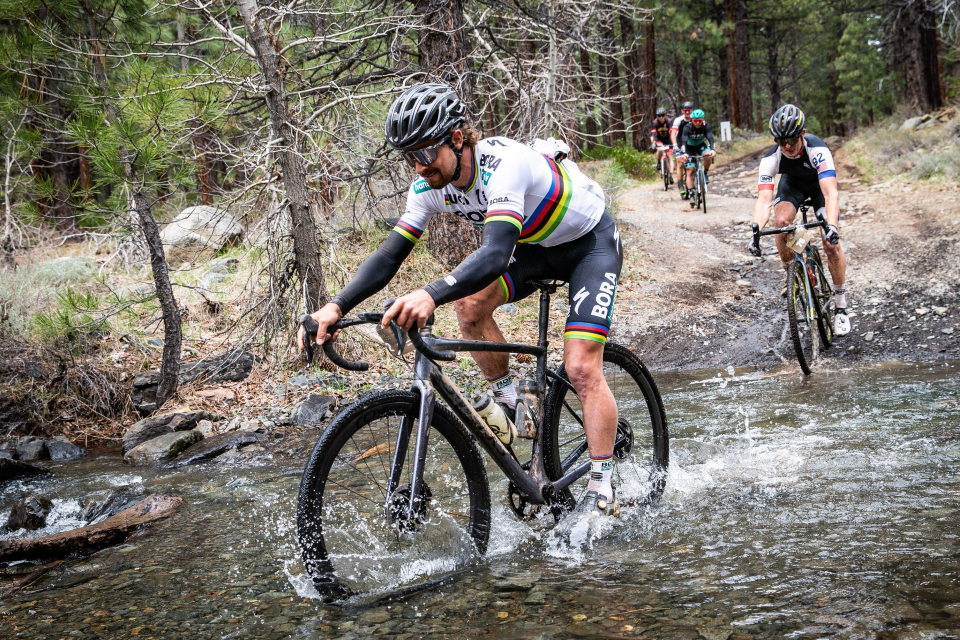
[766,23,780,113]
[580,47,599,150]
[621,15,655,151]
[411,0,481,268]
[891,0,944,111]
[733,0,753,130]
[598,17,625,145]
[238,0,327,311]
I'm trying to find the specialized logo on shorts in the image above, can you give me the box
[591,273,617,321]
[573,287,590,315]
[413,179,431,194]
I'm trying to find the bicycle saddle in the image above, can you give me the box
[527,279,566,292]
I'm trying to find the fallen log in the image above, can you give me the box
[0,494,184,562]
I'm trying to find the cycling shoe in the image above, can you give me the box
[833,309,851,336]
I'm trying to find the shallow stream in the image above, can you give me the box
[2,361,959,639]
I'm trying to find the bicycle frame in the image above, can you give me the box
[305,285,603,527]
[752,204,827,325]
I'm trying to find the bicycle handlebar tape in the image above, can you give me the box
[301,315,319,364]
[322,339,370,372]
[408,327,456,361]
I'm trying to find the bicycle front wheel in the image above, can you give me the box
[810,247,834,349]
[541,343,669,512]
[699,170,707,213]
[787,261,818,375]
[662,161,670,191]
[297,390,490,601]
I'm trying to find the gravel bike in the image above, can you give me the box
[752,200,834,374]
[297,281,668,601]
[684,154,708,213]
[656,144,673,191]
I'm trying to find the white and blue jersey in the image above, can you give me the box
[757,134,837,192]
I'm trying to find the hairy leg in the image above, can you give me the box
[454,279,510,379]
[773,201,798,265]
[820,228,847,286]
[563,339,617,458]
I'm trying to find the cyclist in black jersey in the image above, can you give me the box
[677,109,716,190]
[748,104,850,335]
[650,107,674,181]
[670,101,694,197]
[299,83,626,521]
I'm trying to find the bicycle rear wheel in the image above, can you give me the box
[297,390,490,601]
[541,343,669,512]
[787,261,818,375]
[662,160,670,191]
[810,247,834,349]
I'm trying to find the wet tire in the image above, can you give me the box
[810,248,834,349]
[699,171,707,214]
[787,261,817,375]
[297,390,490,601]
[541,343,669,512]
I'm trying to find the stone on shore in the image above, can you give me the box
[160,205,243,264]
[47,438,86,461]
[16,438,48,461]
[132,351,254,414]
[123,410,218,454]
[124,430,203,466]
[291,394,336,426]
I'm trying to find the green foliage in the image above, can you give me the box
[582,144,656,181]
[33,288,109,351]
[835,13,897,127]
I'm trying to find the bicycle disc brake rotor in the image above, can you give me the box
[614,418,634,460]
[386,483,433,536]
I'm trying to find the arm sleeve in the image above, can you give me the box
[330,231,416,314]
[706,123,715,148]
[422,221,520,306]
[758,149,779,190]
[678,127,689,151]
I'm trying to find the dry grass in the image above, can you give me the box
[845,116,960,183]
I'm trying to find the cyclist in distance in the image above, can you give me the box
[747,104,851,336]
[650,107,674,183]
[670,101,694,198]
[299,83,625,521]
[677,109,716,189]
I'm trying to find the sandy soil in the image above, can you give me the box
[610,144,960,372]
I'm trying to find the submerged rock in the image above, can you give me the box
[124,430,203,466]
[0,458,48,485]
[81,492,141,525]
[6,494,54,531]
[170,430,267,467]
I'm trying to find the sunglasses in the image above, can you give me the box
[401,136,451,168]
[775,135,801,146]
[692,119,704,125]
[682,109,692,113]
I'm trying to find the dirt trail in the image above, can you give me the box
[611,146,960,372]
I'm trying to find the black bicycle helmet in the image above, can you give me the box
[681,101,694,110]
[769,104,805,138]
[656,107,667,116]
[385,83,466,150]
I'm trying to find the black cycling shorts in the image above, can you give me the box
[773,174,831,218]
[496,211,622,344]
[682,144,708,165]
